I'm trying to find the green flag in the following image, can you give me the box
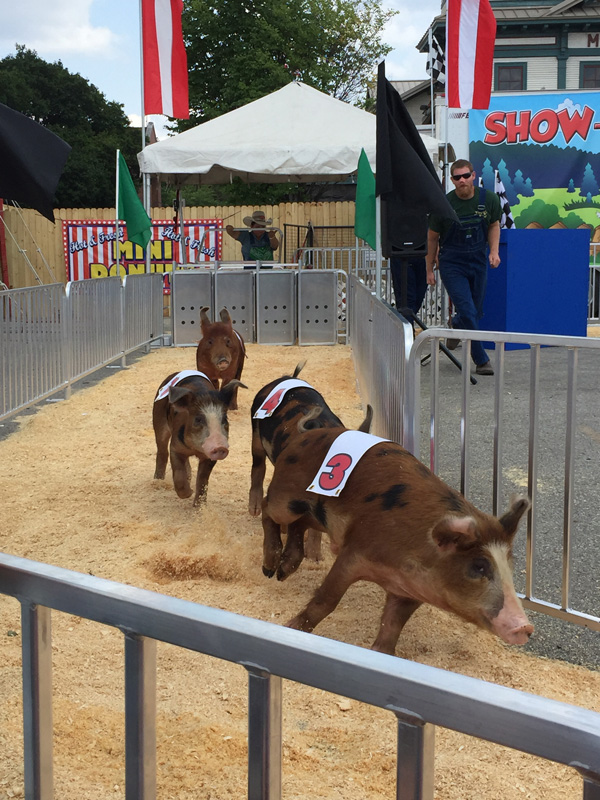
[117,151,152,250]
[354,148,376,250]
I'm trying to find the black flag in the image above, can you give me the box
[0,102,71,222]
[426,35,446,86]
[376,61,457,257]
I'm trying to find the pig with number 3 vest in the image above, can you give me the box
[261,424,533,654]
[153,370,245,506]
[249,363,372,567]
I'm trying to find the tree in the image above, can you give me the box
[580,162,599,199]
[0,46,141,208]
[180,0,396,128]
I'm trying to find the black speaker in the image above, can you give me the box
[381,201,428,259]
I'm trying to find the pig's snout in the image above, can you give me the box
[215,356,231,371]
[504,622,534,645]
[490,600,534,645]
[209,445,229,460]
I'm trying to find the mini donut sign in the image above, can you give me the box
[307,431,390,497]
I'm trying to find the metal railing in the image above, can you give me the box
[0,274,164,422]
[1,552,599,800]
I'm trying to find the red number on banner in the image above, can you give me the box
[261,388,285,414]
[318,453,353,491]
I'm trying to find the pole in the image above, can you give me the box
[375,196,382,299]
[428,29,435,137]
[115,149,121,276]
[139,0,152,274]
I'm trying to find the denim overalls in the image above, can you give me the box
[439,188,490,366]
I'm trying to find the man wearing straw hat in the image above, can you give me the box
[226,210,280,261]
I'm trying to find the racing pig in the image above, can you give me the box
[153,370,245,506]
[249,362,372,564]
[196,307,246,410]
[261,426,533,654]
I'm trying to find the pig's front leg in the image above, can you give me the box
[153,418,171,480]
[262,511,283,578]
[193,458,217,506]
[248,434,267,516]
[170,450,193,498]
[286,549,358,632]
[371,594,422,655]
[277,520,307,581]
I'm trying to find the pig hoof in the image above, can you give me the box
[262,566,275,578]
[176,488,193,499]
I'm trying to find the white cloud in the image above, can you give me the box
[0,0,119,58]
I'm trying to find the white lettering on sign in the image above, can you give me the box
[307,431,390,497]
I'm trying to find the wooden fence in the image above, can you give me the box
[1,202,356,289]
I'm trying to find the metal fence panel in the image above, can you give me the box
[255,269,295,345]
[0,284,66,421]
[0,552,599,800]
[297,270,338,345]
[171,269,213,346]
[122,273,165,354]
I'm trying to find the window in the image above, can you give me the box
[581,63,600,88]
[496,65,525,91]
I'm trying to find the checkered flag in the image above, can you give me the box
[426,35,446,86]
[479,173,515,229]
[494,170,515,229]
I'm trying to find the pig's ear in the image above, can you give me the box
[219,380,247,403]
[169,386,194,409]
[219,308,232,325]
[431,516,479,552]
[200,307,211,330]
[498,496,530,537]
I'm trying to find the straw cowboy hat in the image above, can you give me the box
[243,210,272,228]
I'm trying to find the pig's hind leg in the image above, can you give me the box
[371,593,422,655]
[248,429,267,516]
[286,549,359,633]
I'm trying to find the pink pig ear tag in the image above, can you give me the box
[307,431,390,497]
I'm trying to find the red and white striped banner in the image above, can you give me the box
[446,0,496,110]
[142,0,189,119]
[62,219,221,282]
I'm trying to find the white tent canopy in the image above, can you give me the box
[137,81,439,185]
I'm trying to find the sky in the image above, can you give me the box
[0,0,442,139]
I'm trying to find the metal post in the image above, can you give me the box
[21,603,53,800]
[246,666,282,800]
[392,708,435,800]
[124,633,157,800]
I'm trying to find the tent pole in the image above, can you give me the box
[375,196,382,299]
[115,149,121,276]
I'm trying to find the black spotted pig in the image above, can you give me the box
[249,362,372,566]
[196,307,246,410]
[261,426,533,653]
[153,370,245,506]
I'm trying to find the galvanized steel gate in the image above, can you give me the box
[171,267,345,346]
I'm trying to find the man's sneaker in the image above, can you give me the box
[446,338,460,350]
[476,361,494,376]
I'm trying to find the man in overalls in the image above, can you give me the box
[426,159,501,376]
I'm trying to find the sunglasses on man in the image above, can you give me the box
[451,172,473,181]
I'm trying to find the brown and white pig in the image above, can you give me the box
[153,371,245,506]
[249,362,372,563]
[196,307,246,411]
[261,426,533,654]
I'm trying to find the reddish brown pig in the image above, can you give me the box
[249,363,372,565]
[196,307,245,410]
[261,426,533,653]
[153,371,245,506]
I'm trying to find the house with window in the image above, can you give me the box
[406,0,600,127]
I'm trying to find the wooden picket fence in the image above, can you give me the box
[1,202,356,289]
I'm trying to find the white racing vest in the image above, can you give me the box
[307,430,390,497]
